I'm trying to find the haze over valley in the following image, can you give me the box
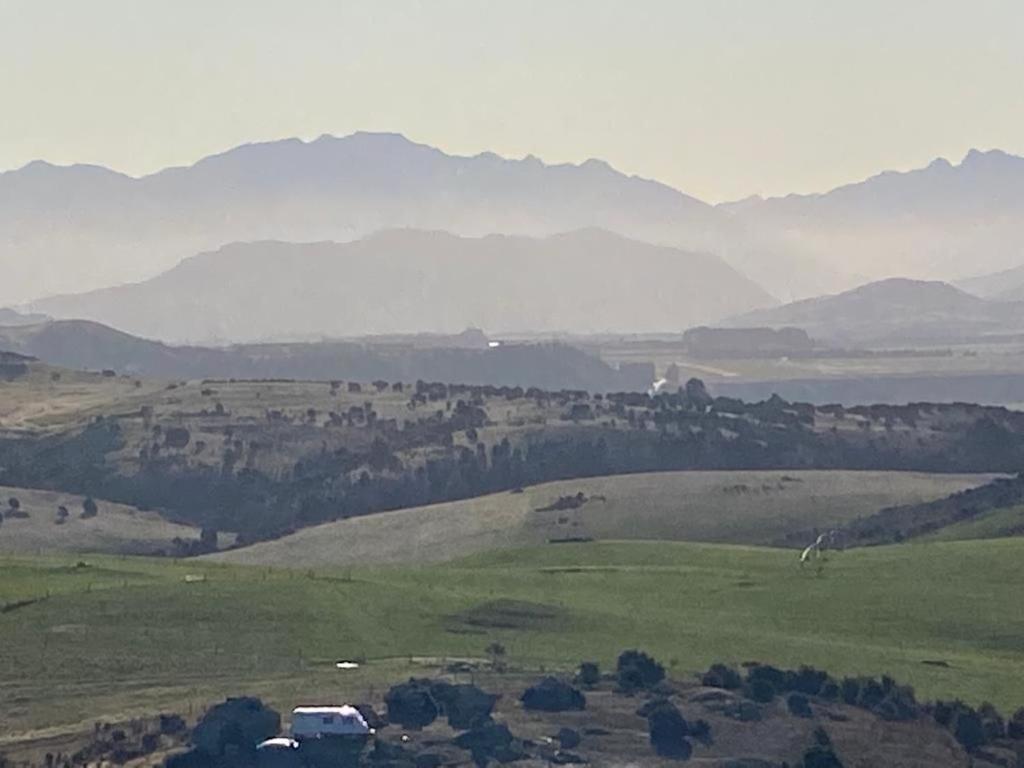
[5,3,1024,767]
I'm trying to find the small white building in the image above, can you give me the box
[290,706,372,739]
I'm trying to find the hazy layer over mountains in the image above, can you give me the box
[12,133,1024,311]
[722,149,1024,286]
[726,278,1024,345]
[5,132,812,305]
[6,132,1024,341]
[28,229,774,343]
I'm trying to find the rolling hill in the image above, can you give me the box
[208,470,995,568]
[27,229,777,342]
[724,277,1024,345]
[0,485,200,555]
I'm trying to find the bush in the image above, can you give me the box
[701,664,742,690]
[787,693,813,719]
[747,678,775,703]
[745,664,787,695]
[840,678,860,706]
[430,682,497,730]
[616,650,665,693]
[978,702,1006,741]
[688,718,713,746]
[81,497,99,519]
[1008,708,1024,739]
[789,667,830,696]
[191,697,280,758]
[952,708,986,752]
[520,677,585,712]
[644,699,691,759]
[801,728,843,768]
[385,679,439,729]
[556,727,581,749]
[576,661,600,688]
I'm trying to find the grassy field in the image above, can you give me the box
[0,485,202,556]
[4,537,1024,740]
[209,470,996,567]
[918,504,1024,543]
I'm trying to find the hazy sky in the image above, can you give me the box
[3,0,1023,202]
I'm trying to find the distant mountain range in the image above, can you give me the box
[7,129,963,309]
[6,132,1024,331]
[26,228,775,343]
[0,131,837,306]
[725,278,1024,345]
[0,318,652,392]
[721,149,1024,286]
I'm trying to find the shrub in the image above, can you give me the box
[788,693,813,719]
[191,697,280,758]
[1008,708,1024,739]
[801,727,844,768]
[385,679,439,729]
[688,718,713,746]
[701,663,742,690]
[789,666,830,696]
[747,678,775,703]
[616,650,665,693]
[520,677,585,712]
[952,708,986,752]
[164,427,191,449]
[81,497,99,519]
[978,702,1006,741]
[840,678,860,706]
[576,661,601,688]
[644,699,691,759]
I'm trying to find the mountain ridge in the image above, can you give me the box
[0,131,845,306]
[725,277,1024,345]
[27,228,776,343]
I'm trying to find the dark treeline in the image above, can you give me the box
[2,380,1024,544]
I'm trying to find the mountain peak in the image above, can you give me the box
[960,147,1014,168]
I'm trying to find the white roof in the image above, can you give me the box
[257,738,299,750]
[292,705,364,718]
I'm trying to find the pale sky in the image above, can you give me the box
[2,0,1023,202]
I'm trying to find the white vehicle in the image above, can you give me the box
[290,706,372,739]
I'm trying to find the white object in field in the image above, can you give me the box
[258,738,299,750]
[488,341,501,348]
[648,378,669,396]
[335,661,360,669]
[291,706,371,738]
[184,574,206,583]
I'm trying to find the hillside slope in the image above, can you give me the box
[29,229,776,342]
[725,277,1024,345]
[0,486,199,555]
[208,470,994,567]
[6,538,1024,737]
[0,320,650,391]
